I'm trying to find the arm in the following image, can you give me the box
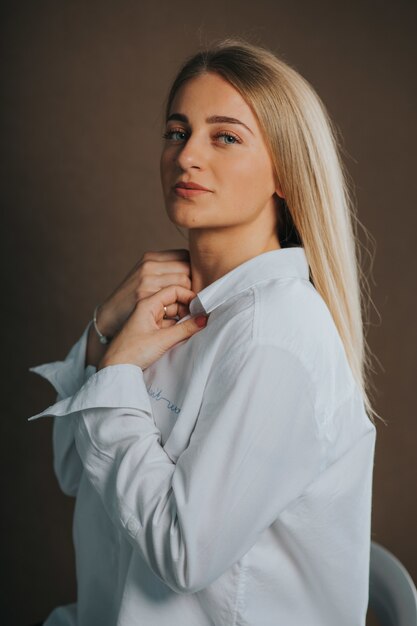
[28,343,323,593]
[29,320,97,496]
[29,250,193,497]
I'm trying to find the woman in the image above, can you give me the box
[29,37,378,626]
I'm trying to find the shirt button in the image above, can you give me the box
[127,517,139,534]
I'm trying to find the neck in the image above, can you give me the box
[188,223,281,294]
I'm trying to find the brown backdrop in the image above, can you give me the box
[1,1,416,624]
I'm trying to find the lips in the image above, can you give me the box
[174,181,211,191]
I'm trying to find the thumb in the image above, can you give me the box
[179,314,208,336]
[192,314,209,329]
[160,314,208,349]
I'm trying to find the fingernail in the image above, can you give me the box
[195,315,208,328]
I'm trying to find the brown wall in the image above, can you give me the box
[1,1,416,624]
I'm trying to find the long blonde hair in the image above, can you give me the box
[162,36,383,425]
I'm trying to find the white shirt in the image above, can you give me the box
[28,246,376,626]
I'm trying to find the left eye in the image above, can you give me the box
[214,132,239,144]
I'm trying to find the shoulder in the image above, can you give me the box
[252,277,356,417]
[253,276,335,350]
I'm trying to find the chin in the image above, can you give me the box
[165,204,209,229]
[168,215,205,229]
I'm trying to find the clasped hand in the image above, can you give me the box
[97,285,208,372]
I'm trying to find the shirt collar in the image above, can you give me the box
[189,246,310,316]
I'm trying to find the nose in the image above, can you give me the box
[174,132,207,171]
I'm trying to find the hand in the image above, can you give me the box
[86,249,192,368]
[96,249,192,338]
[97,285,208,371]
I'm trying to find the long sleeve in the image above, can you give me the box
[29,320,97,496]
[28,343,324,594]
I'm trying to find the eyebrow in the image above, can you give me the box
[166,113,254,135]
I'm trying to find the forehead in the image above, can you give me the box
[169,72,256,126]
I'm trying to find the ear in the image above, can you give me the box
[275,186,285,199]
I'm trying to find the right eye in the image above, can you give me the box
[162,129,187,141]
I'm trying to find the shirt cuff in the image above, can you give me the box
[28,320,97,399]
[27,364,153,421]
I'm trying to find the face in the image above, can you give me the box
[160,72,283,231]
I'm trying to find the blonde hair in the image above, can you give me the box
[163,36,383,425]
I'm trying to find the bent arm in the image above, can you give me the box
[28,342,323,592]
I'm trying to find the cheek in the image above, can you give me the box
[160,159,173,196]
[160,153,167,175]
[227,150,269,184]
[221,158,271,208]
[160,149,172,172]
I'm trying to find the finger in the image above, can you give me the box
[177,302,192,318]
[142,248,190,261]
[159,314,208,349]
[126,250,190,286]
[153,273,192,290]
[162,302,179,318]
[151,248,190,261]
[160,318,178,328]
[140,260,191,280]
[144,285,197,321]
[164,301,192,320]
[141,249,190,261]
[154,261,191,276]
[155,284,196,307]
